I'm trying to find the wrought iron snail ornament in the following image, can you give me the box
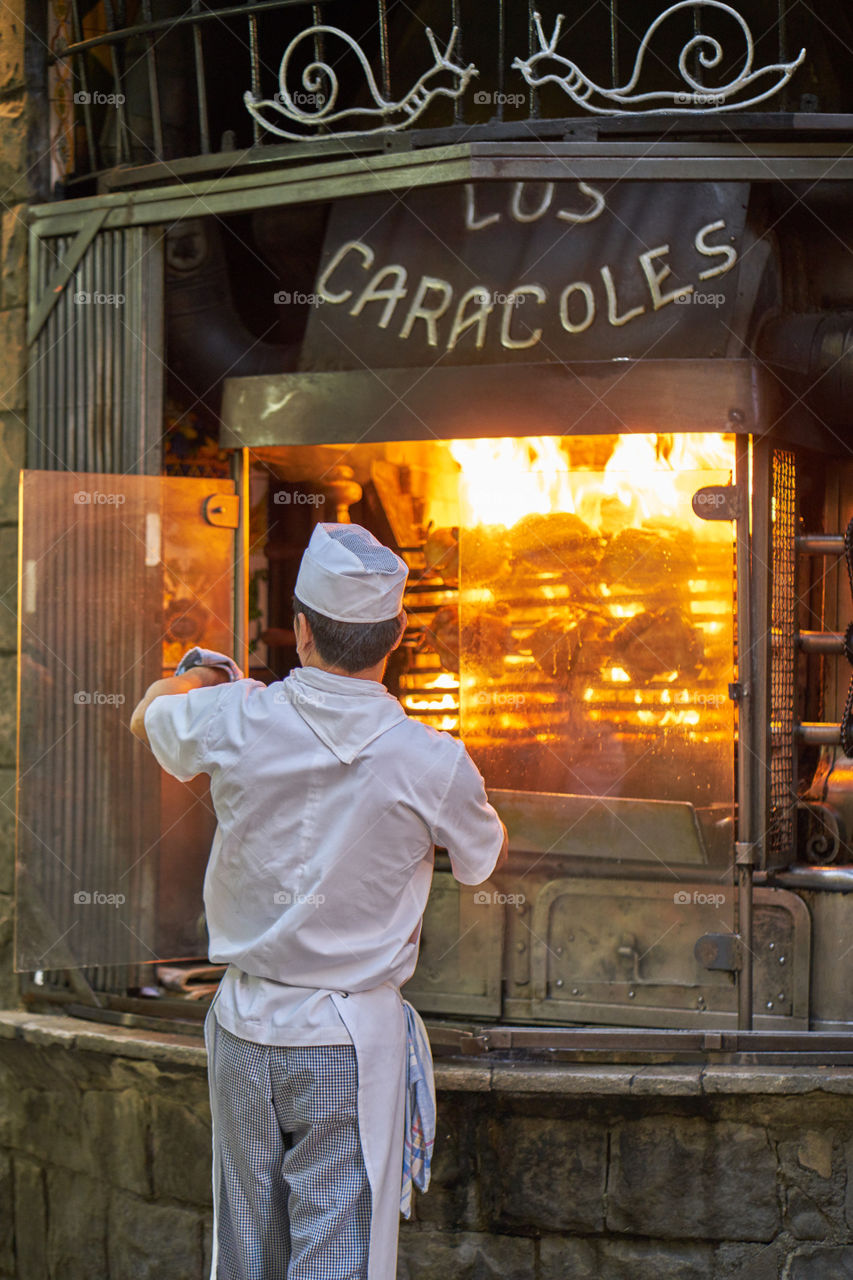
[244,24,478,139]
[513,2,806,114]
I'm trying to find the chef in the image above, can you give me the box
[130,522,508,1280]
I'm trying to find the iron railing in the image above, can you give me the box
[45,0,838,190]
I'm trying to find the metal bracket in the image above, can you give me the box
[694,932,744,972]
[735,841,759,866]
[203,494,240,528]
[692,484,743,521]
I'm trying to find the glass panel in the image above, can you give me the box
[452,433,737,868]
[16,472,236,970]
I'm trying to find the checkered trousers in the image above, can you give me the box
[207,1019,371,1280]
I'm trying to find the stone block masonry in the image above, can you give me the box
[2,1014,853,1278]
[0,0,39,1018]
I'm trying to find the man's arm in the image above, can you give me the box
[130,666,230,746]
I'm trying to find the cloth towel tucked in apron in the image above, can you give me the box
[400,1000,435,1218]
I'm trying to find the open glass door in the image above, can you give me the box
[16,472,238,970]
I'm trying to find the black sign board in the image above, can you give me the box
[300,181,750,370]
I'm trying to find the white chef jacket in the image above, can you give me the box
[144,665,505,1041]
[146,664,504,1280]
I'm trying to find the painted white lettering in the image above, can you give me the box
[317,239,374,304]
[510,182,554,224]
[464,183,501,231]
[639,244,693,310]
[559,281,596,334]
[600,265,645,327]
[447,287,494,351]
[500,285,546,350]
[399,276,454,346]
[695,220,738,281]
[350,264,408,329]
[556,182,606,225]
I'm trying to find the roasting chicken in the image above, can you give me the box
[424,604,511,678]
[608,607,703,683]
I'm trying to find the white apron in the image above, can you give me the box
[330,985,407,1280]
[206,983,407,1280]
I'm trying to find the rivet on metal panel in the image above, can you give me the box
[555,979,564,988]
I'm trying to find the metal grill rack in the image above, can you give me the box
[769,449,798,862]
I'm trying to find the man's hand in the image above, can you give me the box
[130,665,231,746]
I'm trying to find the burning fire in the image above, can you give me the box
[449,432,735,529]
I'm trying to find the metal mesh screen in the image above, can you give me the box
[769,449,797,862]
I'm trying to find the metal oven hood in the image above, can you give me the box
[221,359,770,448]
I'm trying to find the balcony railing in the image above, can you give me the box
[46,0,843,190]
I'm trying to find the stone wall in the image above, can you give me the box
[0,0,38,1012]
[1,1012,853,1280]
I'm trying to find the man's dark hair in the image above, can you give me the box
[293,596,404,673]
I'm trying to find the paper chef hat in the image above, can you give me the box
[294,523,409,623]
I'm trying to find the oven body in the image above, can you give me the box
[17,173,853,1034]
